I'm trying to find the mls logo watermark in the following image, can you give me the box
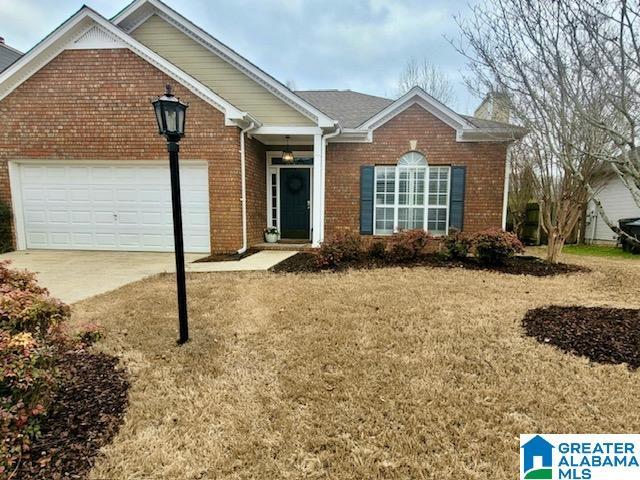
[520,434,640,480]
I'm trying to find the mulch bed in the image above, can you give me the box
[14,352,129,480]
[194,248,258,263]
[523,306,640,369]
[270,252,588,276]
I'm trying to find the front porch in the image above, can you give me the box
[244,127,327,250]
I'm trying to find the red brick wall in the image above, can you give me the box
[325,104,508,237]
[245,136,266,246]
[0,48,243,253]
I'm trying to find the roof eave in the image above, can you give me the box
[456,128,527,143]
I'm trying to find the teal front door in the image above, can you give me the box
[280,168,310,239]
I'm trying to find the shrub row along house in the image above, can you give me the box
[0,0,525,255]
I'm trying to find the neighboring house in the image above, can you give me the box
[587,175,640,244]
[474,91,513,125]
[0,38,22,72]
[0,0,524,254]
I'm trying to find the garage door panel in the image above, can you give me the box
[18,163,210,253]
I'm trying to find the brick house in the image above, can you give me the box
[0,0,524,254]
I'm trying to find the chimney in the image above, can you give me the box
[0,37,4,45]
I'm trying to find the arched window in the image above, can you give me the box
[398,151,428,167]
[373,152,450,236]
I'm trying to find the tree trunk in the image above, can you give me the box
[546,230,566,263]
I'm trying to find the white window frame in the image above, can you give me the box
[373,153,451,236]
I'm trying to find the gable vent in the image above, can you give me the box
[68,25,126,50]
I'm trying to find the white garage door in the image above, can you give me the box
[14,162,210,253]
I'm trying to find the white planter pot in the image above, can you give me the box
[265,233,278,243]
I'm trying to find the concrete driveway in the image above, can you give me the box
[1,250,201,303]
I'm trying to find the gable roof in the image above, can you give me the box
[0,42,22,72]
[0,5,256,126]
[295,90,393,128]
[112,0,336,128]
[299,87,525,142]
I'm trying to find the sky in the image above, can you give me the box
[0,0,482,114]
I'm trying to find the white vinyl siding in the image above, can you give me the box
[588,176,640,242]
[373,153,450,236]
[131,15,314,126]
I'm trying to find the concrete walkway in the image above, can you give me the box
[186,250,296,272]
[0,249,296,303]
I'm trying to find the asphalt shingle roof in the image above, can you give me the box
[295,89,522,131]
[295,90,393,128]
[0,43,22,73]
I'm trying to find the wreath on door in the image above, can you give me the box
[285,174,304,194]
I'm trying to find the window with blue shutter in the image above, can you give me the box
[360,166,374,235]
[449,166,466,231]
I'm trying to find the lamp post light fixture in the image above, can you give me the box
[152,84,190,344]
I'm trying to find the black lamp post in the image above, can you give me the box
[152,84,189,344]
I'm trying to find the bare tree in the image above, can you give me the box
[396,57,456,104]
[453,0,612,262]
[558,1,640,245]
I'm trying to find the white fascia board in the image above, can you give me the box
[0,6,247,125]
[113,0,337,128]
[252,125,323,136]
[328,129,372,143]
[358,86,474,133]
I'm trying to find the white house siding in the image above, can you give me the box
[588,176,640,243]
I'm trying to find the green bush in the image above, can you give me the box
[316,232,364,268]
[470,228,524,265]
[441,228,471,260]
[0,201,13,254]
[389,229,432,262]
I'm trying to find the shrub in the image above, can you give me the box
[0,331,58,475]
[0,201,12,254]
[470,228,524,265]
[389,229,432,262]
[367,240,388,259]
[316,232,364,268]
[441,228,471,260]
[0,261,69,337]
[0,261,73,475]
[76,321,104,346]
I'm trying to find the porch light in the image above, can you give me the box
[152,84,188,141]
[282,135,295,163]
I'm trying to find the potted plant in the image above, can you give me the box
[264,227,279,243]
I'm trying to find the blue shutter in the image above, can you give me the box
[360,166,375,235]
[449,166,466,230]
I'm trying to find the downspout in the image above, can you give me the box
[319,123,341,242]
[238,119,258,254]
[502,144,511,230]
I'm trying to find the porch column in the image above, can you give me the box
[312,133,324,247]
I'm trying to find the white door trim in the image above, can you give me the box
[266,151,313,241]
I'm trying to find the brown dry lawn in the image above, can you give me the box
[71,252,640,480]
